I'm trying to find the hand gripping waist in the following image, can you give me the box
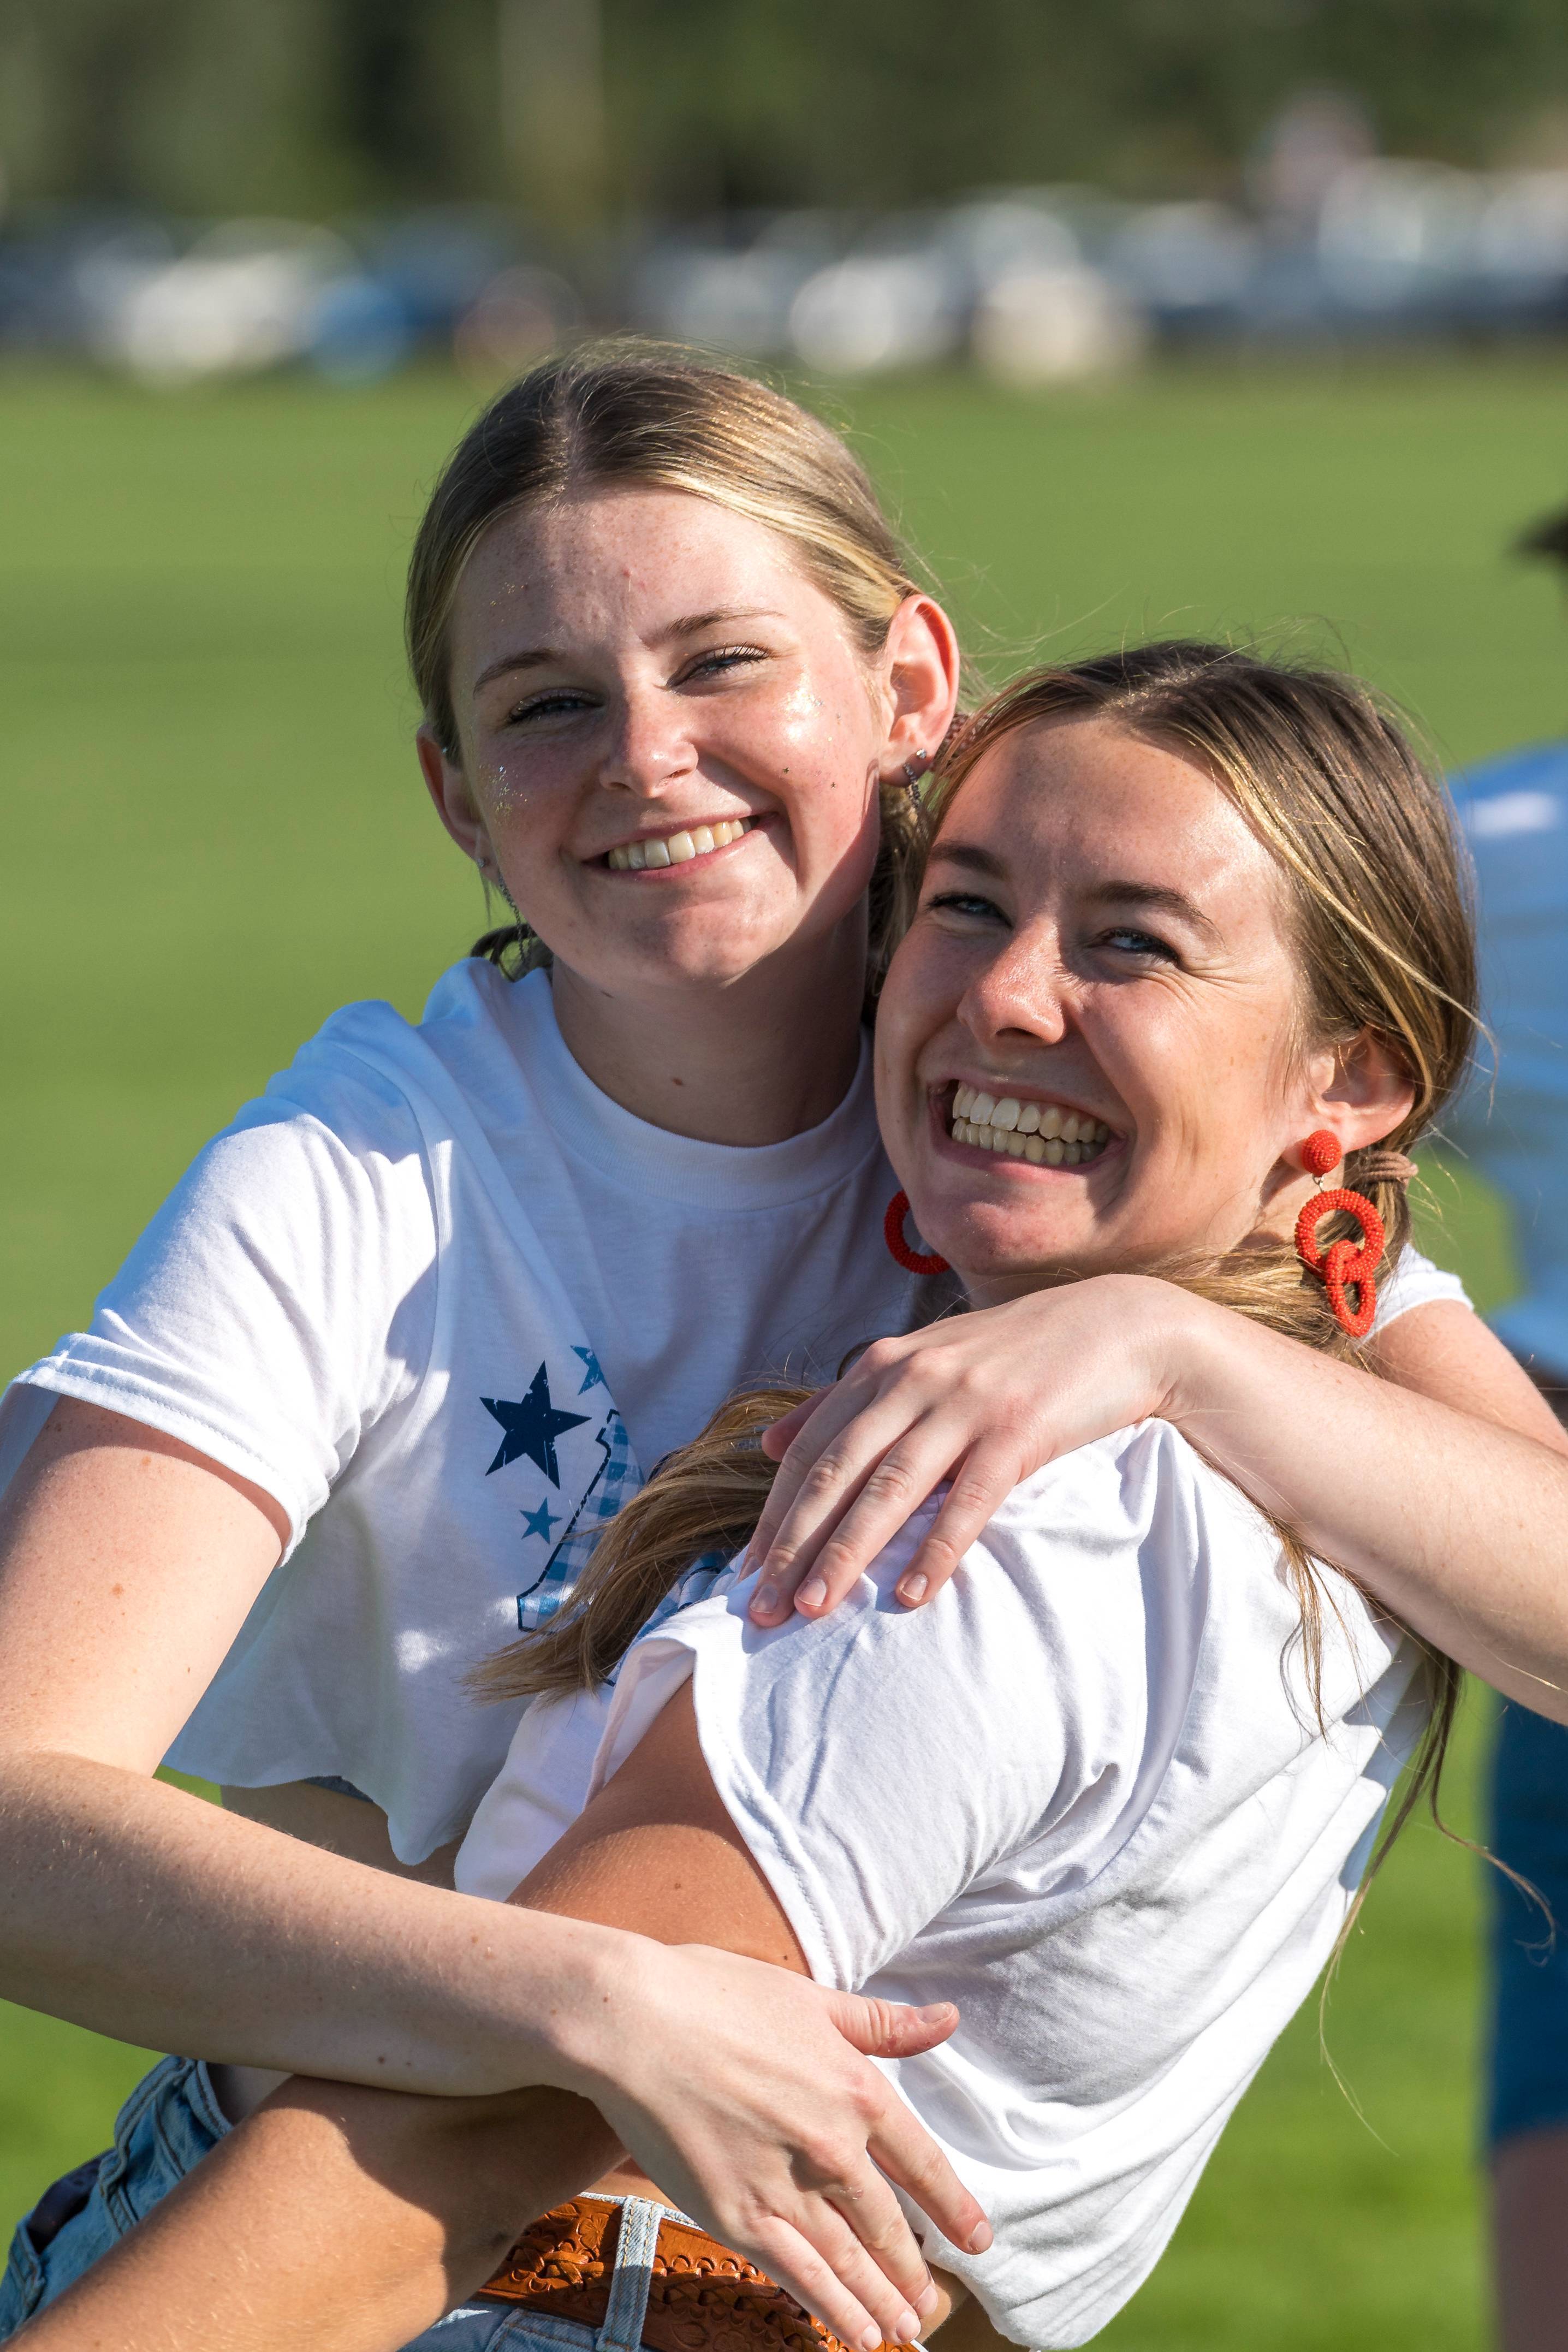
[477,2195,913,2352]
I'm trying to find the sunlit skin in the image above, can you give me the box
[875,715,1415,1305]
[417,486,958,1144]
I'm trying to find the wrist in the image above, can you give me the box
[1106,1274,1217,1428]
[492,1909,654,2104]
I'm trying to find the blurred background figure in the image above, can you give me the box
[1448,513,1568,2352]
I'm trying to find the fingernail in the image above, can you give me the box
[968,2222,994,2254]
[896,1572,928,1606]
[897,2309,921,2342]
[861,2327,883,2350]
[752,1587,779,1617]
[797,1577,827,1610]
[914,2282,940,2317]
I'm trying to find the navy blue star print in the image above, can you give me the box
[572,1346,607,1394]
[482,1365,590,1487]
[521,1499,561,1543]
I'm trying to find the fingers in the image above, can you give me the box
[863,2098,993,2262]
[827,1990,959,2059]
[750,1398,948,1625]
[890,1440,1024,1608]
[748,1380,888,1613]
[759,1391,828,1462]
[758,1415,1014,1625]
[746,2207,921,2351]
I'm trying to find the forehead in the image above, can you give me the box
[450,486,827,667]
[941,714,1284,918]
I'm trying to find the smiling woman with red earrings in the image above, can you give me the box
[5,357,1568,2352]
[25,638,1568,2352]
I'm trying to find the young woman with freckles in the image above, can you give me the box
[12,644,1536,2352]
[3,355,1568,2343]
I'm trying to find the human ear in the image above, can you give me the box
[876,596,961,781]
[1289,1030,1417,1167]
[417,724,496,878]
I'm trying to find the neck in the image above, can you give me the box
[548,920,868,1146]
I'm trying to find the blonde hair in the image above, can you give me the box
[476,640,1480,1949]
[405,340,931,1002]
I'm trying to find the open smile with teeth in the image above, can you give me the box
[949,1083,1113,1167]
[605,818,754,872]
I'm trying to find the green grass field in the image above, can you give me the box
[2,354,1565,2345]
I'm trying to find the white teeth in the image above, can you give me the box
[948,1092,1113,1166]
[606,817,752,871]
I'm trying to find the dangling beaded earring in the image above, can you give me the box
[884,1190,949,1276]
[1293,1130,1385,1339]
[902,750,929,813]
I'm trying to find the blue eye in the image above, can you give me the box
[927,890,1007,924]
[1102,926,1176,961]
[507,689,598,726]
[681,645,769,683]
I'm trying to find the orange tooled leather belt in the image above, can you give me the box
[477,2196,910,2352]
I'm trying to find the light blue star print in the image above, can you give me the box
[521,1499,561,1543]
[572,1346,607,1394]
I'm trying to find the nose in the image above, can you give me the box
[597,676,697,799]
[956,925,1071,1055]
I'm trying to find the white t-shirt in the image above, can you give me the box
[0,962,931,1859]
[459,1426,1426,2349]
[0,955,1466,1861]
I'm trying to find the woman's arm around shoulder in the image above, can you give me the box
[744,1280,1568,1721]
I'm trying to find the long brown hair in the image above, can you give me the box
[405,340,934,1008]
[477,642,1480,1941]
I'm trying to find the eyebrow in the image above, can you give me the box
[471,608,787,694]
[928,841,1220,938]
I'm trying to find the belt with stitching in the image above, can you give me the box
[477,2195,909,2352]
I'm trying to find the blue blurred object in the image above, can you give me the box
[1448,741,1568,1383]
[1488,1702,1568,2143]
[306,274,414,383]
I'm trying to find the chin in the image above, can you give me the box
[919,1198,1098,1283]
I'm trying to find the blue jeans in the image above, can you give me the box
[0,2054,667,2351]
[1489,1701,1568,2144]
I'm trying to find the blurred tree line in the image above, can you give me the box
[4,0,1568,229]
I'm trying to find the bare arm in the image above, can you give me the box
[0,1398,623,2092]
[0,1398,981,2320]
[17,1684,985,2352]
[744,1284,1568,1718]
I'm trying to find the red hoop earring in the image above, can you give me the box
[883,1191,949,1276]
[1293,1129,1385,1340]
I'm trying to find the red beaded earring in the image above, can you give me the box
[1293,1129,1385,1339]
[883,1190,949,1276]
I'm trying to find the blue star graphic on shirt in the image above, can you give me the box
[481,1365,590,1487]
[572,1346,607,1394]
[520,1499,561,1543]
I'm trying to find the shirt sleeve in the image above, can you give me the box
[1373,1242,1470,1331]
[7,1055,438,1553]
[593,1433,1203,1992]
